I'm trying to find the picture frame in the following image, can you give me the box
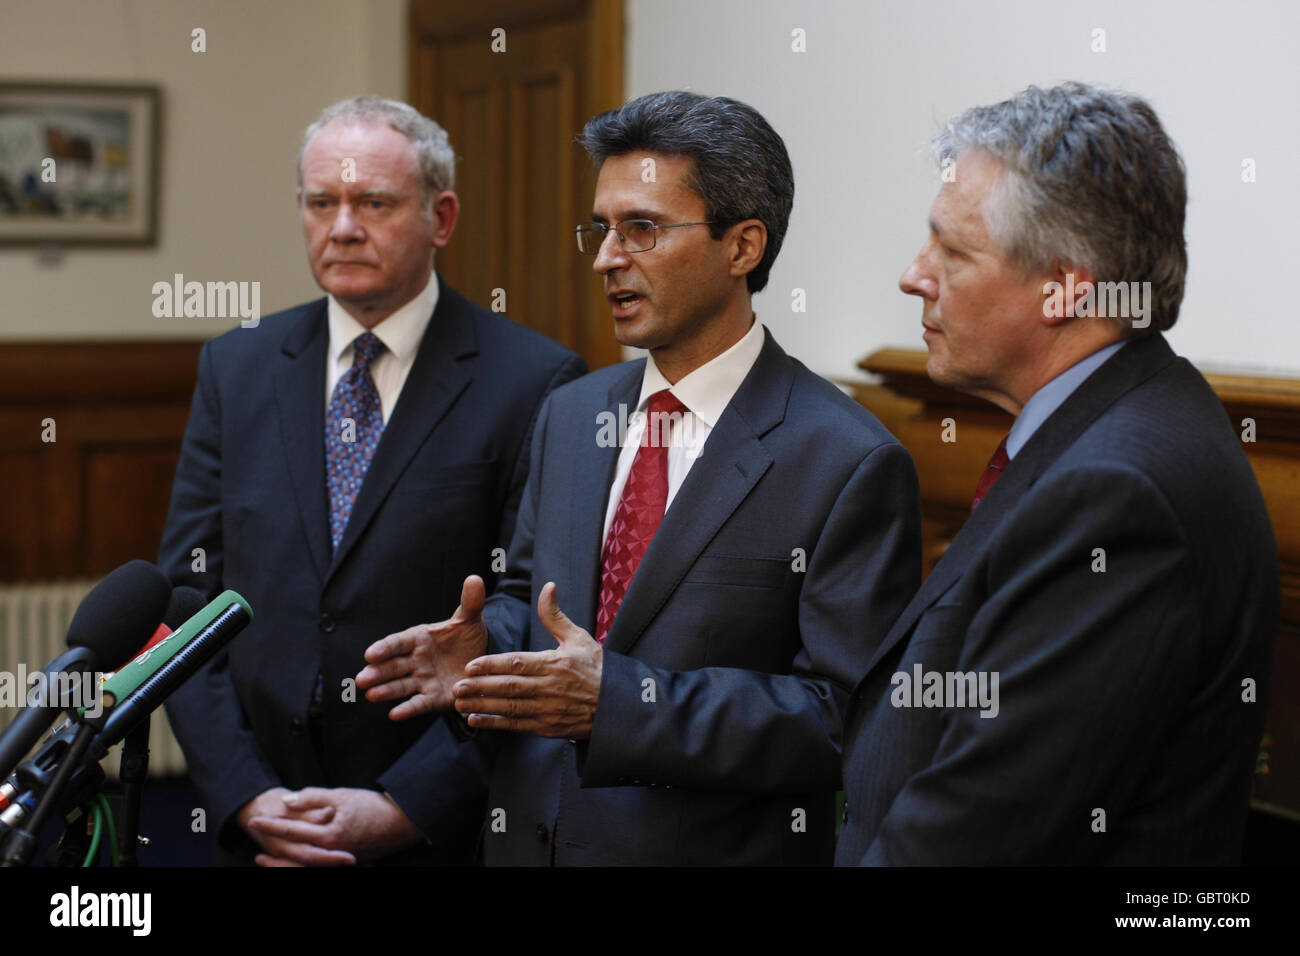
[0,81,160,246]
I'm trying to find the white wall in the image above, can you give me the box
[627,0,1300,379]
[0,0,406,340]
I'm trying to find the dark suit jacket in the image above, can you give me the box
[427,327,921,865]
[836,334,1278,865]
[158,278,585,864]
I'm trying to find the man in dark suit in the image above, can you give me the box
[836,83,1278,865]
[354,91,922,865]
[158,96,584,865]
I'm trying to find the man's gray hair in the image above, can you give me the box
[298,96,455,212]
[934,82,1187,335]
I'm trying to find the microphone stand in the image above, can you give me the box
[116,716,151,867]
[0,721,97,867]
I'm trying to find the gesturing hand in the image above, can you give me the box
[453,581,603,739]
[356,575,490,719]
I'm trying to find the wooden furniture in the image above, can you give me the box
[851,347,1300,822]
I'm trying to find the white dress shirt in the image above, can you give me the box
[601,317,767,545]
[325,272,440,424]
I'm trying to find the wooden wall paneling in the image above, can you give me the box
[0,442,48,580]
[0,342,201,582]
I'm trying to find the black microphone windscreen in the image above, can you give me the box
[164,586,208,629]
[65,560,173,669]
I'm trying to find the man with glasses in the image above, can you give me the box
[357,90,921,865]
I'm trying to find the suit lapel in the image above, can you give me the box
[273,302,332,583]
[326,280,477,583]
[604,330,790,655]
[857,333,1179,682]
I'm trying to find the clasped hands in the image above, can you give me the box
[355,576,603,740]
[239,785,421,867]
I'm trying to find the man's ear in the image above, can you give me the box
[727,218,767,281]
[1040,259,1097,327]
[431,190,460,249]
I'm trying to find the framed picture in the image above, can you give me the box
[0,82,160,246]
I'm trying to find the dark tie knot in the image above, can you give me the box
[351,331,386,370]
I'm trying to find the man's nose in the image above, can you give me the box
[592,227,630,274]
[899,252,938,299]
[330,203,365,242]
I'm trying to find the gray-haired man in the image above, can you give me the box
[837,83,1277,865]
[159,96,585,865]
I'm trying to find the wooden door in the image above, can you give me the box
[410,0,624,369]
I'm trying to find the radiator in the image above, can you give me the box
[0,580,189,778]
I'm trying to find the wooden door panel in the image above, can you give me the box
[411,0,622,369]
[441,79,507,305]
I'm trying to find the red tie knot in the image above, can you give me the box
[641,389,688,448]
[987,439,1009,472]
[971,436,1011,512]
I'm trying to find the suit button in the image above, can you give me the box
[319,613,335,633]
[842,802,849,824]
[290,718,304,736]
[535,824,548,844]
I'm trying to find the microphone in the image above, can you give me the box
[6,585,207,768]
[107,586,208,674]
[87,589,253,759]
[65,560,174,668]
[0,589,252,844]
[0,560,172,778]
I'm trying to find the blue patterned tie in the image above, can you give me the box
[325,331,386,553]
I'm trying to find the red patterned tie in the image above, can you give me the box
[595,389,688,643]
[971,436,1010,512]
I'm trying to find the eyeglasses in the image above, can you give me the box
[574,219,715,254]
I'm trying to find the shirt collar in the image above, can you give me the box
[327,271,440,367]
[637,317,766,428]
[1006,339,1127,459]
